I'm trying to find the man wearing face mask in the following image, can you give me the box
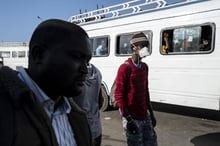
[114,32,157,146]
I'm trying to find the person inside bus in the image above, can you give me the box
[182,36,194,52]
[114,32,157,146]
[96,39,107,55]
[73,63,102,146]
[0,19,92,146]
[162,32,170,54]
[199,26,212,51]
[120,42,132,54]
[199,38,210,51]
[162,31,173,54]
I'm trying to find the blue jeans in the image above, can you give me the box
[123,115,157,146]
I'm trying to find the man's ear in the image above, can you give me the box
[30,45,46,64]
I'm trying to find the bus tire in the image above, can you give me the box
[99,85,109,112]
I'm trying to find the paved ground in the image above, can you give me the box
[100,103,220,146]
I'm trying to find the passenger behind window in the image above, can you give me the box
[173,39,182,52]
[96,40,107,55]
[200,26,212,51]
[200,38,210,51]
[183,39,191,51]
[120,42,132,54]
[162,32,171,54]
[181,37,193,52]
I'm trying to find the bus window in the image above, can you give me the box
[116,34,133,55]
[18,51,26,58]
[0,51,10,58]
[90,36,109,57]
[116,31,152,56]
[161,23,214,54]
[12,51,18,58]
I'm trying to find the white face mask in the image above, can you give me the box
[138,46,150,58]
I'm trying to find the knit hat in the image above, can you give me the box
[130,32,148,46]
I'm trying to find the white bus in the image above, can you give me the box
[68,0,220,111]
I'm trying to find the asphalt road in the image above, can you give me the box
[100,103,220,146]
